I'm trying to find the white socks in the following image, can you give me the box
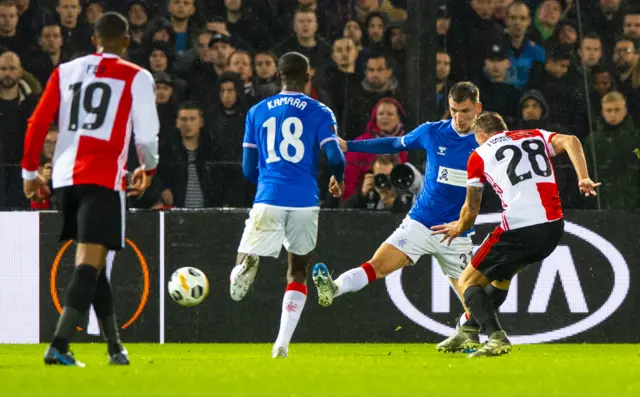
[334,263,376,298]
[274,282,307,351]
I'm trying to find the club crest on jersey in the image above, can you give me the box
[437,146,447,156]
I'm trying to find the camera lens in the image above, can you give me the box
[373,173,391,189]
[390,164,415,189]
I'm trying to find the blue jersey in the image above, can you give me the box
[243,92,338,207]
[404,120,479,234]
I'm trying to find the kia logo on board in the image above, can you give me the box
[385,214,630,344]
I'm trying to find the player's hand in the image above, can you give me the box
[42,163,53,183]
[329,175,344,198]
[578,178,601,197]
[338,138,347,153]
[361,173,374,196]
[127,167,153,197]
[23,174,50,202]
[430,221,462,246]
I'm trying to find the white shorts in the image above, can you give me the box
[237,204,319,258]
[384,217,473,279]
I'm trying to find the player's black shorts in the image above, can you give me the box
[55,184,126,251]
[471,219,564,281]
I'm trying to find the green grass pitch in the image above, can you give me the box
[2,344,640,396]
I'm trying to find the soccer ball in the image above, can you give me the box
[168,267,209,306]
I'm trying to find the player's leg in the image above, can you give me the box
[92,250,129,364]
[231,205,284,301]
[272,208,318,358]
[313,218,418,307]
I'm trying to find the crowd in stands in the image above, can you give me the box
[0,0,638,212]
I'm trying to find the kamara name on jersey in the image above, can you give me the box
[267,96,308,111]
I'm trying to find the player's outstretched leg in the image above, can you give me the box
[93,261,129,365]
[313,244,410,307]
[230,253,260,301]
[44,243,107,367]
[272,253,309,358]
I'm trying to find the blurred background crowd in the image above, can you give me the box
[0,0,638,212]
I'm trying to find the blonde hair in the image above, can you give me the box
[601,91,626,104]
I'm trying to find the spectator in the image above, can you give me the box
[494,0,513,26]
[590,65,615,120]
[505,1,546,89]
[167,0,199,54]
[556,19,578,46]
[56,0,93,55]
[159,102,222,209]
[316,37,360,127]
[343,97,407,200]
[305,59,332,108]
[527,43,587,136]
[475,39,521,126]
[585,0,625,62]
[436,50,453,120]
[254,51,280,99]
[351,0,407,25]
[342,154,401,210]
[205,15,251,50]
[0,51,37,209]
[578,33,603,74]
[146,40,187,100]
[588,91,640,210]
[154,72,178,145]
[24,22,68,87]
[449,0,506,81]
[343,18,363,51]
[436,4,450,48]
[343,53,405,140]
[0,0,27,58]
[623,6,640,40]
[223,0,270,50]
[530,0,563,47]
[210,72,253,207]
[128,0,148,45]
[383,20,406,87]
[272,7,332,69]
[30,126,57,210]
[279,0,343,41]
[84,0,103,26]
[15,0,53,43]
[227,49,258,105]
[186,31,234,106]
[629,54,640,121]
[363,11,387,50]
[612,35,639,96]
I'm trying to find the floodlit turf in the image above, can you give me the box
[1,344,639,396]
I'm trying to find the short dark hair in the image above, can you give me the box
[227,49,252,66]
[473,112,508,133]
[507,1,531,16]
[615,35,640,50]
[177,100,203,116]
[372,154,398,168]
[0,0,17,9]
[582,32,602,43]
[278,51,309,86]
[366,52,390,69]
[295,6,316,17]
[95,12,129,40]
[448,82,480,103]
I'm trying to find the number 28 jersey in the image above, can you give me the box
[22,53,159,191]
[467,129,563,230]
[243,92,339,207]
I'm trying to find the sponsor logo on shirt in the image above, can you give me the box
[437,146,447,156]
[436,166,467,187]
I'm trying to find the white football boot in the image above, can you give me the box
[272,346,288,359]
[229,255,260,301]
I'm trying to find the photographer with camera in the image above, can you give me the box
[341,154,423,212]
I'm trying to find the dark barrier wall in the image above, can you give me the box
[40,210,638,343]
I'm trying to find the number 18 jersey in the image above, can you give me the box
[467,129,563,230]
[243,92,339,207]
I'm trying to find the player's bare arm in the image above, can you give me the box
[431,185,484,246]
[550,134,601,196]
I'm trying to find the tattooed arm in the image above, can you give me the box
[431,185,484,245]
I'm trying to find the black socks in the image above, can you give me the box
[464,285,503,336]
[93,268,123,355]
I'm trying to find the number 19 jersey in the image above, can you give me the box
[467,129,563,230]
[243,92,339,207]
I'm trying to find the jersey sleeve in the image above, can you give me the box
[537,129,558,157]
[243,107,257,149]
[131,69,160,175]
[399,122,433,150]
[21,67,61,180]
[467,151,486,187]
[317,105,339,148]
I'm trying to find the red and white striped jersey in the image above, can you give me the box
[21,53,159,191]
[467,129,563,230]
